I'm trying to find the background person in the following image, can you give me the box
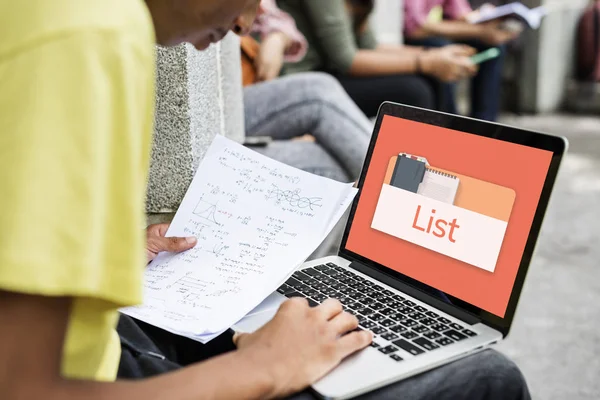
[276,0,478,117]
[402,0,519,121]
[242,0,373,181]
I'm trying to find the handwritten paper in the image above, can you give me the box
[121,135,357,342]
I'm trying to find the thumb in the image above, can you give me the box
[232,331,249,347]
[452,44,476,56]
[456,57,478,74]
[158,236,197,254]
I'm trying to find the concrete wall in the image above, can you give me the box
[371,0,403,44]
[147,33,244,214]
[519,0,590,112]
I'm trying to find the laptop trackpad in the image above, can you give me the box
[233,292,286,333]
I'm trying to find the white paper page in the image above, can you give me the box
[227,186,357,339]
[187,185,357,343]
[122,136,354,338]
[268,183,356,288]
[468,2,546,29]
[324,183,357,235]
[417,171,460,204]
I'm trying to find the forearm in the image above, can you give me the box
[263,31,292,54]
[14,351,276,400]
[348,49,420,76]
[410,20,483,41]
[377,43,425,55]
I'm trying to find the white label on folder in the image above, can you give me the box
[371,184,508,273]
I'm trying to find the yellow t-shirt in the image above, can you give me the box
[0,0,156,381]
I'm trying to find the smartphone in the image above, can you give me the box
[470,47,501,65]
[243,136,272,147]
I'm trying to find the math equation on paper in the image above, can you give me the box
[125,135,347,336]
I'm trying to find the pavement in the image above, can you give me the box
[495,113,600,400]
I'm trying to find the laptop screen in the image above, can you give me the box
[345,115,554,318]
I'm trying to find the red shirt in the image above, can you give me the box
[404,0,473,36]
[252,0,308,62]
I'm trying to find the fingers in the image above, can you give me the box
[254,55,267,81]
[451,56,477,79]
[156,223,170,237]
[232,331,247,347]
[156,235,197,253]
[336,330,373,359]
[145,223,170,237]
[452,44,476,57]
[282,297,344,323]
[455,58,477,76]
[465,63,479,75]
[255,64,267,82]
[329,311,359,335]
[257,64,279,82]
[315,298,344,320]
[464,46,477,57]
[263,67,277,82]
[281,296,309,309]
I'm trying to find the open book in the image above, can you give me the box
[467,2,547,30]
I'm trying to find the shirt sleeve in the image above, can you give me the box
[403,0,431,37]
[442,0,473,20]
[0,30,154,307]
[301,0,360,73]
[357,24,378,50]
[253,0,308,62]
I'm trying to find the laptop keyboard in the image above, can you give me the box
[277,262,478,363]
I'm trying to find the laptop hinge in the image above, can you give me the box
[348,260,481,325]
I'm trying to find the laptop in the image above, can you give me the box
[234,102,567,399]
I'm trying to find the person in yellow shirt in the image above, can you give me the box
[0,0,373,398]
[0,0,529,399]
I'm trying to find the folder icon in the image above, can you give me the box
[373,155,516,272]
[383,155,515,222]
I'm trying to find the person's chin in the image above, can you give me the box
[193,39,212,51]
[193,33,223,50]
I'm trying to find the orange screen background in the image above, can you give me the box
[346,116,553,317]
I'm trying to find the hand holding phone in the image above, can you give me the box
[470,47,501,65]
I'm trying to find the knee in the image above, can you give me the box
[469,350,530,400]
[411,79,436,110]
[299,72,346,103]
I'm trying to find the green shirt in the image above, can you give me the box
[277,0,378,75]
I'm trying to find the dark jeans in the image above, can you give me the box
[406,37,506,122]
[117,315,531,400]
[334,74,437,118]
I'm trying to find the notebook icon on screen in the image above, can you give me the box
[389,155,460,204]
[373,154,516,273]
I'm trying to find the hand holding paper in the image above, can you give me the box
[122,136,357,342]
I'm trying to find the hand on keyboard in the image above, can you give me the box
[233,297,373,398]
